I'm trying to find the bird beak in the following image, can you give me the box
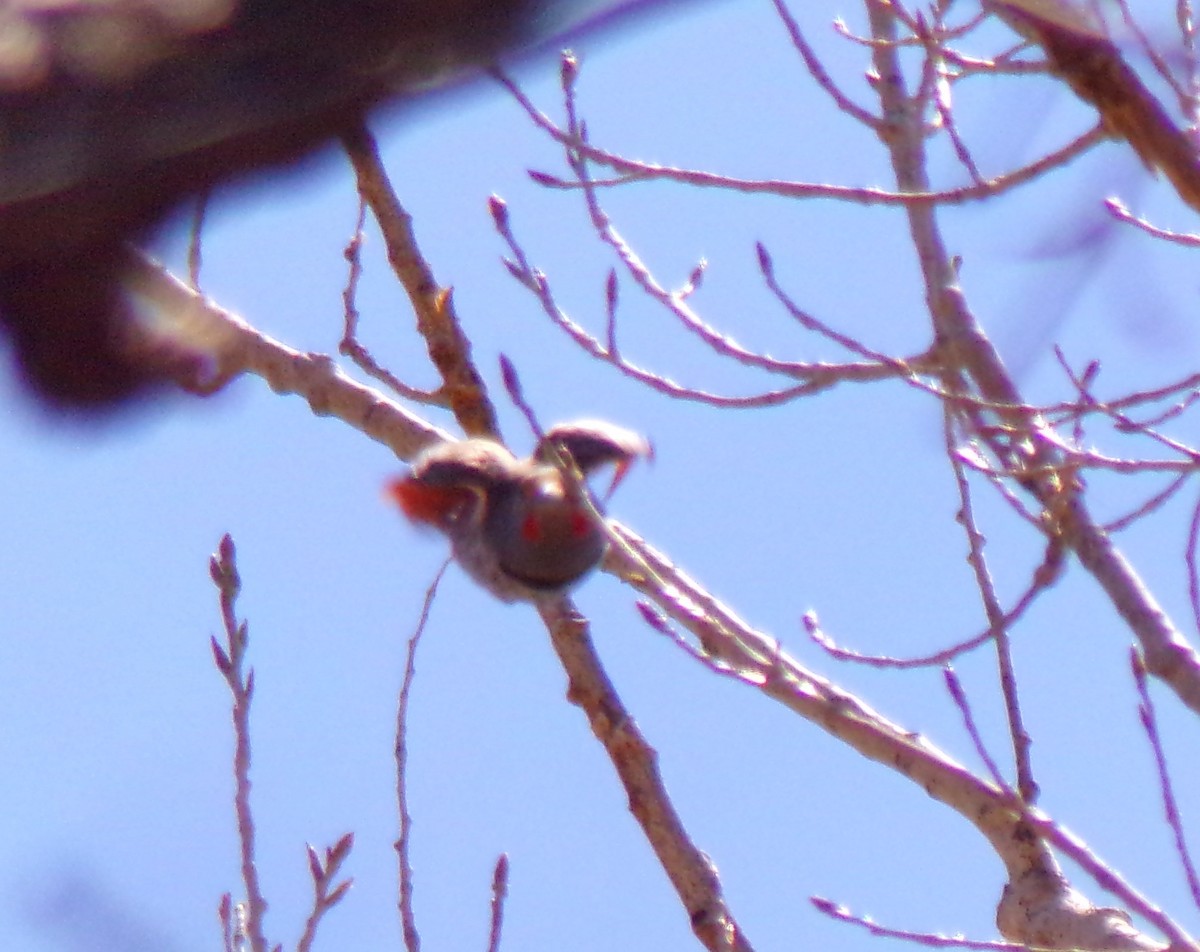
[600,437,654,501]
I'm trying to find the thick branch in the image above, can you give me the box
[539,598,753,952]
[987,0,1200,214]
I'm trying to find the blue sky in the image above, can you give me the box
[4,2,1200,951]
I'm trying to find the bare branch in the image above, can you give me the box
[297,835,355,952]
[495,66,1102,207]
[769,1,881,128]
[123,251,453,462]
[1105,198,1200,248]
[859,0,1200,729]
[944,666,1016,797]
[340,191,440,403]
[1131,651,1200,912]
[209,534,270,952]
[812,896,1043,950]
[986,0,1200,214]
[342,122,500,439]
[945,410,1037,803]
[538,598,754,952]
[486,855,510,952]
[395,560,450,952]
[490,195,909,405]
[187,192,209,291]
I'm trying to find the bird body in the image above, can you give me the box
[389,421,650,602]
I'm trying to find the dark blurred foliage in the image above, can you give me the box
[0,0,687,410]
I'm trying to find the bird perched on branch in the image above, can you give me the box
[388,420,651,602]
[0,0,671,410]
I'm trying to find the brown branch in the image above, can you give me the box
[341,122,500,439]
[1112,0,1191,110]
[395,562,448,952]
[945,411,1038,803]
[486,855,510,952]
[538,598,754,952]
[209,534,271,952]
[862,0,1200,736]
[122,251,451,462]
[495,65,1102,208]
[297,835,354,952]
[188,192,209,291]
[1131,651,1200,910]
[340,192,440,403]
[987,0,1200,214]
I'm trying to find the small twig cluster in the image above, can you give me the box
[210,535,354,952]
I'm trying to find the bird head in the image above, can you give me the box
[386,439,518,531]
[534,419,653,501]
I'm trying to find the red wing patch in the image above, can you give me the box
[386,478,469,527]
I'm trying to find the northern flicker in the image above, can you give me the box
[388,420,651,601]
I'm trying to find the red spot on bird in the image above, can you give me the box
[521,513,542,542]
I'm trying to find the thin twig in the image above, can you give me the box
[805,541,1063,669]
[395,560,449,952]
[489,195,909,404]
[218,894,234,952]
[297,835,355,952]
[1105,198,1200,248]
[1187,491,1200,640]
[496,62,1101,205]
[945,409,1038,803]
[943,667,1015,796]
[340,193,439,403]
[769,0,881,127]
[209,534,270,952]
[486,854,510,952]
[812,895,1043,950]
[341,122,500,438]
[1131,650,1200,911]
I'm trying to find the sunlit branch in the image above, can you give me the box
[394,563,447,952]
[489,196,908,405]
[944,410,1037,803]
[494,66,1102,207]
[339,192,442,404]
[1131,651,1200,911]
[209,535,271,952]
[342,123,500,439]
[1105,197,1200,248]
[770,0,881,128]
[803,541,1061,670]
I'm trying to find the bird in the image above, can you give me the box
[0,0,657,410]
[388,420,651,602]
